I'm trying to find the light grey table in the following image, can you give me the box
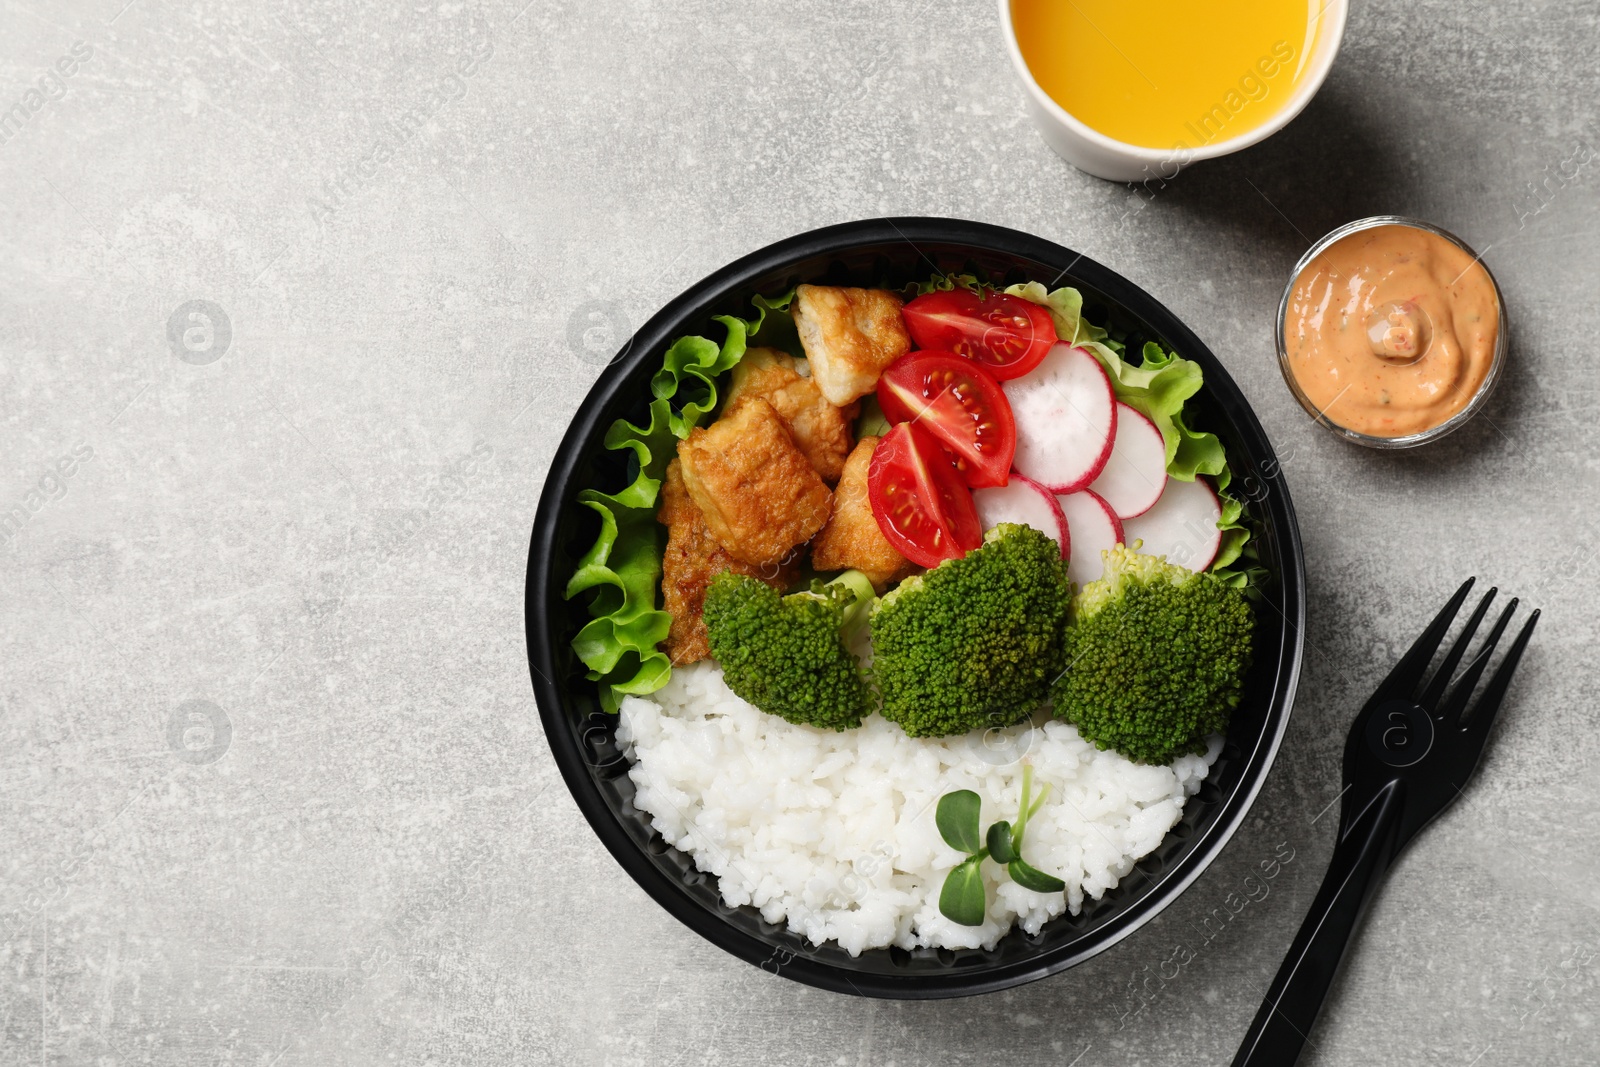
[4,1,1597,1064]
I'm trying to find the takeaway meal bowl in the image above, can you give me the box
[525,217,1305,998]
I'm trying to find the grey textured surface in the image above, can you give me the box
[3,0,1597,1064]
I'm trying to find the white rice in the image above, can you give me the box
[616,661,1219,956]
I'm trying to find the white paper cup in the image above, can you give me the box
[998,0,1349,183]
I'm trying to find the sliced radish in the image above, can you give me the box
[1120,476,1223,572]
[1088,402,1168,519]
[1004,343,1116,494]
[1056,489,1124,588]
[972,474,1069,559]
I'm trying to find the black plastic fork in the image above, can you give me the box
[1232,578,1539,1067]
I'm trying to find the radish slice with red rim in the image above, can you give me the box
[1088,402,1168,519]
[1120,476,1223,572]
[1056,489,1123,588]
[971,474,1069,559]
[1003,343,1116,494]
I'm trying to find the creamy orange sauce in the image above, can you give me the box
[1284,224,1500,438]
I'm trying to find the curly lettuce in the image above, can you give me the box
[910,271,984,297]
[1006,282,1255,587]
[565,291,795,711]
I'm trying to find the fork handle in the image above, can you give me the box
[1230,783,1406,1067]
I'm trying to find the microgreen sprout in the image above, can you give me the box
[934,763,1067,926]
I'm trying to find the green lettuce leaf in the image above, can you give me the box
[855,394,891,438]
[1083,340,1225,482]
[1003,281,1126,354]
[1209,466,1250,576]
[911,272,987,297]
[565,289,796,711]
[1008,285,1254,585]
[1003,281,1083,344]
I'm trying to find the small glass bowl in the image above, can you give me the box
[1275,215,1509,449]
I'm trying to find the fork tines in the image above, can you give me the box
[1378,577,1540,743]
[1458,608,1540,751]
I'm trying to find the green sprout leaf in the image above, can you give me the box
[939,855,988,926]
[1008,859,1066,894]
[1026,780,1051,821]
[986,821,1018,864]
[1011,764,1037,850]
[934,777,1066,912]
[936,790,984,854]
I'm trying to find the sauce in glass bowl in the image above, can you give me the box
[1277,218,1506,447]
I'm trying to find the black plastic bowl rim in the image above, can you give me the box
[525,217,1305,999]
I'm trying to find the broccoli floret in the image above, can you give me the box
[703,570,875,730]
[1053,543,1254,764]
[870,524,1071,738]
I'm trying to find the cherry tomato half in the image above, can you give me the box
[901,289,1058,380]
[866,421,983,569]
[876,350,1016,488]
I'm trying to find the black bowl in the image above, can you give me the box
[526,217,1304,998]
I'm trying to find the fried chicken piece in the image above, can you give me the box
[810,436,918,592]
[723,347,858,483]
[677,396,833,566]
[657,460,798,665]
[790,284,912,406]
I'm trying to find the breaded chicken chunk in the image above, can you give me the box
[723,347,858,483]
[791,284,912,406]
[657,460,797,665]
[677,396,833,566]
[810,436,918,592]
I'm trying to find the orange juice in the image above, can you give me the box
[1010,0,1326,151]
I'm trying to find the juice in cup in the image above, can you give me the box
[1010,0,1328,152]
